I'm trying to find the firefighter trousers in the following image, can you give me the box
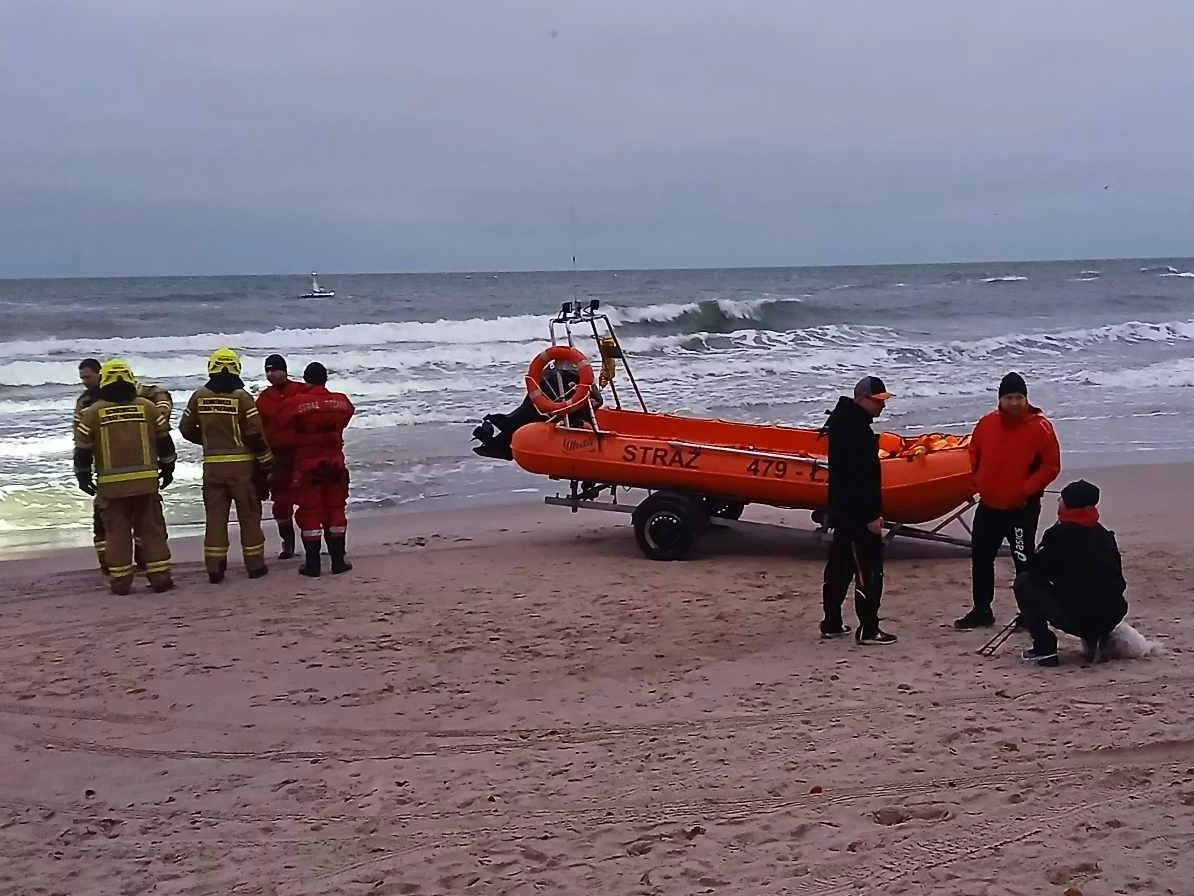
[93,497,146,574]
[101,493,171,594]
[92,498,107,571]
[296,481,349,544]
[202,472,267,574]
[270,454,297,523]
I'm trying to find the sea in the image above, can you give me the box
[2,259,1193,555]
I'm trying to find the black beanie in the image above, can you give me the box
[303,362,328,386]
[999,372,1028,397]
[1060,479,1100,509]
[264,354,287,372]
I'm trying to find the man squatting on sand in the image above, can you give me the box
[1015,479,1128,667]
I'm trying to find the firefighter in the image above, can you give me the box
[180,348,273,583]
[273,362,355,577]
[254,353,308,559]
[74,359,107,573]
[75,359,174,575]
[73,359,175,595]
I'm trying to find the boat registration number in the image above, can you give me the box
[745,458,824,481]
[746,458,789,477]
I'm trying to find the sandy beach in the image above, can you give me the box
[1,462,1192,895]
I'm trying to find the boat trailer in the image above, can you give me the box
[532,300,982,561]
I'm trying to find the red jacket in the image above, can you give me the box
[272,385,355,476]
[968,408,1061,510]
[255,380,309,453]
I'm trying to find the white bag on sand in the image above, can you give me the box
[1102,622,1165,659]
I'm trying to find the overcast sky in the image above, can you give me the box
[2,0,1192,277]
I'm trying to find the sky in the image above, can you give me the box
[2,0,1193,277]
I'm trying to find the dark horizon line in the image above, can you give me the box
[1,253,1190,282]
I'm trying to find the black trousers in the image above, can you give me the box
[823,526,884,632]
[1013,571,1124,654]
[1013,572,1075,654]
[971,499,1041,612]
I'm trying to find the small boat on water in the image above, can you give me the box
[300,272,335,299]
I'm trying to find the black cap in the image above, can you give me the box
[1060,479,1100,509]
[264,354,287,372]
[999,372,1028,397]
[303,362,328,386]
[853,375,893,400]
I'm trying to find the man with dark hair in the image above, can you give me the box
[180,349,273,583]
[255,353,308,558]
[78,358,101,395]
[955,372,1062,630]
[820,375,897,646]
[273,362,355,577]
[75,359,106,572]
[1014,479,1127,666]
[73,359,176,595]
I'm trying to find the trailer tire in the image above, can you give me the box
[633,492,707,561]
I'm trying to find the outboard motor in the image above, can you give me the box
[471,367,593,460]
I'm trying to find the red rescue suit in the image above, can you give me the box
[255,379,309,522]
[273,386,355,544]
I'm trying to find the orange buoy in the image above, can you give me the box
[525,345,594,416]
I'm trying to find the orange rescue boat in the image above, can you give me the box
[473,300,978,560]
[511,408,976,525]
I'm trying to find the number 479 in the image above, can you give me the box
[747,458,788,477]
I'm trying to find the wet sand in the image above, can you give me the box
[1,462,1191,895]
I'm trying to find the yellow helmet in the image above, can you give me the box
[99,358,138,389]
[208,348,242,376]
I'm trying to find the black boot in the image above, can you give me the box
[327,534,353,575]
[298,539,322,577]
[208,559,227,584]
[277,522,296,560]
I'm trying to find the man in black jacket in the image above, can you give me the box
[821,375,897,645]
[1014,479,1127,666]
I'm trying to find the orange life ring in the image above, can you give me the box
[525,345,594,416]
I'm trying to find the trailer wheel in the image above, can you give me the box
[702,498,745,520]
[633,492,707,561]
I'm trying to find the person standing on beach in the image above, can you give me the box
[820,376,897,645]
[955,372,1061,630]
[75,358,173,576]
[73,360,176,595]
[254,354,308,559]
[74,359,108,573]
[180,349,273,583]
[272,362,355,577]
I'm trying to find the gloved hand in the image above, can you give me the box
[158,463,174,489]
[253,467,271,501]
[75,471,96,495]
